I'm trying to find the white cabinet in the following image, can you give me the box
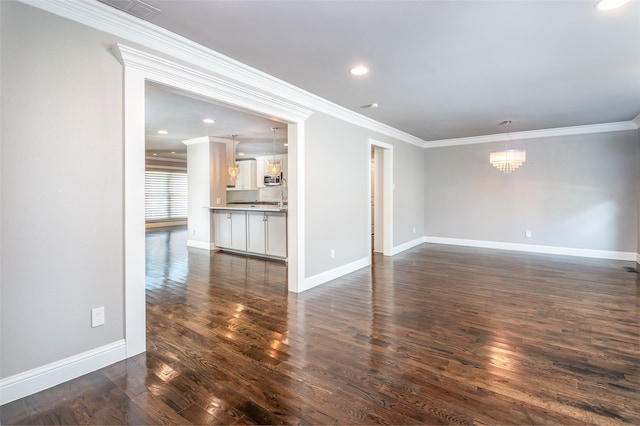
[265,212,287,258]
[255,155,287,188]
[246,211,287,258]
[213,210,246,251]
[234,160,257,190]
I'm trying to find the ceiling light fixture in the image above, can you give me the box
[228,135,240,177]
[595,0,630,10]
[361,103,379,109]
[202,118,215,124]
[349,65,369,76]
[268,127,282,177]
[489,120,526,174]
[157,130,168,135]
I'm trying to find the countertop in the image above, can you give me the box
[210,205,287,213]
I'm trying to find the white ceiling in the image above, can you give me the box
[137,0,640,153]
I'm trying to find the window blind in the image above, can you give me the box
[145,171,188,221]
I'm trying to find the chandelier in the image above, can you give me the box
[490,120,526,174]
[268,127,282,177]
[228,134,240,177]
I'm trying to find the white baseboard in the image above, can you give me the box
[302,257,370,293]
[423,236,637,261]
[0,340,126,405]
[636,252,640,264]
[391,237,426,256]
[187,240,216,250]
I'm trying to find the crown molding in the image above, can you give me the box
[424,121,639,148]
[182,136,231,146]
[18,0,425,148]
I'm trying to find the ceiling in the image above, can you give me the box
[134,0,640,154]
[145,82,289,158]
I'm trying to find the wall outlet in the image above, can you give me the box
[91,306,105,328]
[525,231,532,238]
[330,249,335,259]
[216,197,221,205]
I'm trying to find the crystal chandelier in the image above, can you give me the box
[490,120,526,174]
[268,127,282,177]
[228,134,240,177]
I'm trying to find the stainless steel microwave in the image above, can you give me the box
[264,172,283,186]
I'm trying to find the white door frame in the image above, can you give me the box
[368,139,393,257]
[118,44,311,357]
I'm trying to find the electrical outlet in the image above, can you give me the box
[91,306,105,328]
[216,197,221,205]
[525,231,532,238]
[330,249,335,259]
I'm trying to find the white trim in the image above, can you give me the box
[636,253,640,264]
[423,236,637,261]
[187,240,217,250]
[302,257,370,293]
[391,237,425,256]
[632,113,640,129]
[0,340,126,405]
[425,121,639,148]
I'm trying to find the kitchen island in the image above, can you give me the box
[210,205,287,261]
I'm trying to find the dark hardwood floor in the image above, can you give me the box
[2,226,639,424]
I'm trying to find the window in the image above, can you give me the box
[145,171,188,221]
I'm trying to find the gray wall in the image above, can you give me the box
[304,113,425,277]
[424,130,639,252]
[1,1,124,377]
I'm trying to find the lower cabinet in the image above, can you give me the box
[213,210,246,251]
[247,211,287,259]
[213,209,287,260]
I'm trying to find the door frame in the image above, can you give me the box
[119,44,311,357]
[368,139,393,258]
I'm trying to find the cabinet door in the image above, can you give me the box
[229,211,247,251]
[255,156,266,188]
[265,213,287,258]
[246,211,266,254]
[213,211,232,248]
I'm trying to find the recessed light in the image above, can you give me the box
[171,151,176,154]
[349,65,369,76]
[595,0,630,10]
[157,130,168,135]
[284,143,289,147]
[238,152,245,156]
[361,103,379,109]
[152,153,157,156]
[202,118,215,124]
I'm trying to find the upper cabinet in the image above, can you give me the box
[232,159,257,190]
[255,155,287,188]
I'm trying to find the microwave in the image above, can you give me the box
[264,172,283,186]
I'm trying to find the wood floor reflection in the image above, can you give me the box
[2,226,639,424]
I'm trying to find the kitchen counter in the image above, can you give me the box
[210,204,287,212]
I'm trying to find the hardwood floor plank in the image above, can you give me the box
[2,227,639,424]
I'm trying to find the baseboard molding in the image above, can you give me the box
[0,340,126,405]
[423,236,637,261]
[636,252,640,265]
[187,240,216,250]
[302,257,370,293]
[391,237,426,256]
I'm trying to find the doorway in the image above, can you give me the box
[369,139,393,259]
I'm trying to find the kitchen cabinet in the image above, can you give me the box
[233,160,257,190]
[213,210,246,251]
[246,211,287,258]
[255,155,287,188]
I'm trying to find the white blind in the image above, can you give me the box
[145,171,188,221]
